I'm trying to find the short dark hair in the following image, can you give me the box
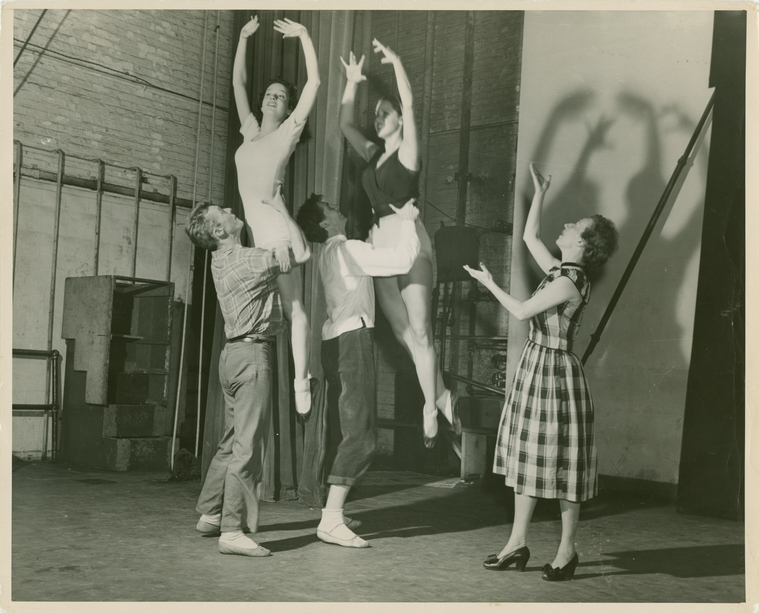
[581,214,619,272]
[252,78,310,143]
[378,94,402,116]
[185,202,220,251]
[295,193,328,244]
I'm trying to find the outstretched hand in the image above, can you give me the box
[389,199,419,223]
[240,15,259,39]
[273,17,306,39]
[372,38,399,64]
[463,262,494,286]
[340,51,367,84]
[530,162,551,195]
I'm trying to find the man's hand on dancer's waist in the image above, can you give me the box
[389,199,419,223]
[273,245,292,274]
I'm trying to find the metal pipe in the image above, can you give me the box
[166,175,177,282]
[582,91,716,364]
[47,150,65,362]
[13,141,22,280]
[196,251,209,457]
[446,371,505,396]
[131,167,143,278]
[51,350,60,462]
[94,160,104,275]
[17,166,195,208]
[206,11,221,202]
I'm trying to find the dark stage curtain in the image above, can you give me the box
[200,10,359,507]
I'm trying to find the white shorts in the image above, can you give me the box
[368,214,433,260]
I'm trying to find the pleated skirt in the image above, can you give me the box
[493,339,598,502]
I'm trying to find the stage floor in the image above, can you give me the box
[10,458,745,605]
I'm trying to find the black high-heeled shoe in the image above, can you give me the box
[483,546,530,571]
[541,552,579,581]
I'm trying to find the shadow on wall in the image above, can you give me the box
[517,89,707,373]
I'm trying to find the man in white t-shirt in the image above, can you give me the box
[296,195,420,547]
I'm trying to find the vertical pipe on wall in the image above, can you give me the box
[172,12,210,470]
[207,11,221,202]
[449,11,476,385]
[419,13,436,218]
[166,175,177,282]
[94,160,104,275]
[130,168,142,278]
[45,150,65,406]
[13,141,22,281]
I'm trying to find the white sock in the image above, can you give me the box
[219,531,259,548]
[319,508,344,531]
[200,513,221,526]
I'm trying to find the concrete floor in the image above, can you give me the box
[9,458,745,605]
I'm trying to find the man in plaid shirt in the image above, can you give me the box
[185,202,295,558]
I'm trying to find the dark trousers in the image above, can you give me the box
[322,327,377,487]
[196,341,273,532]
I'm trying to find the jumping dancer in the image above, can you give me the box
[339,41,458,448]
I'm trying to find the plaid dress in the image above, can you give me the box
[493,265,597,502]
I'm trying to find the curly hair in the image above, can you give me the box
[295,193,328,244]
[184,202,220,251]
[252,78,310,143]
[580,214,619,272]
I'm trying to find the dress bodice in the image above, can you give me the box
[528,265,590,352]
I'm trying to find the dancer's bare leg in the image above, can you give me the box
[277,268,311,415]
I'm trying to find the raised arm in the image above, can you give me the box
[464,262,579,321]
[523,163,560,274]
[373,39,419,172]
[232,16,260,123]
[339,51,379,162]
[273,18,320,123]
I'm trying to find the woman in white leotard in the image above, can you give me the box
[233,15,319,415]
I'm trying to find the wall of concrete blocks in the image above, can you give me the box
[12,9,235,458]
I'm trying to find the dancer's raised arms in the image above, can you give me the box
[523,163,560,274]
[339,51,380,162]
[273,18,320,124]
[232,16,260,122]
[372,39,419,172]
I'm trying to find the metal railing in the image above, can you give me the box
[12,348,62,462]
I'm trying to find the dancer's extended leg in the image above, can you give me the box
[398,256,442,446]
[277,268,311,415]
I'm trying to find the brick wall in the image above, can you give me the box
[12,9,234,458]
[13,9,234,202]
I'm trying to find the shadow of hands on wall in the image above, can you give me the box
[518,90,611,290]
[592,91,708,370]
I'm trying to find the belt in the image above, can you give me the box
[227,334,275,344]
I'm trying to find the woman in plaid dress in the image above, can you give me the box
[465,163,618,581]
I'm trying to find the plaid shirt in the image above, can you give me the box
[211,244,283,339]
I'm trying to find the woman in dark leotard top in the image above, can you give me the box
[339,41,459,448]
